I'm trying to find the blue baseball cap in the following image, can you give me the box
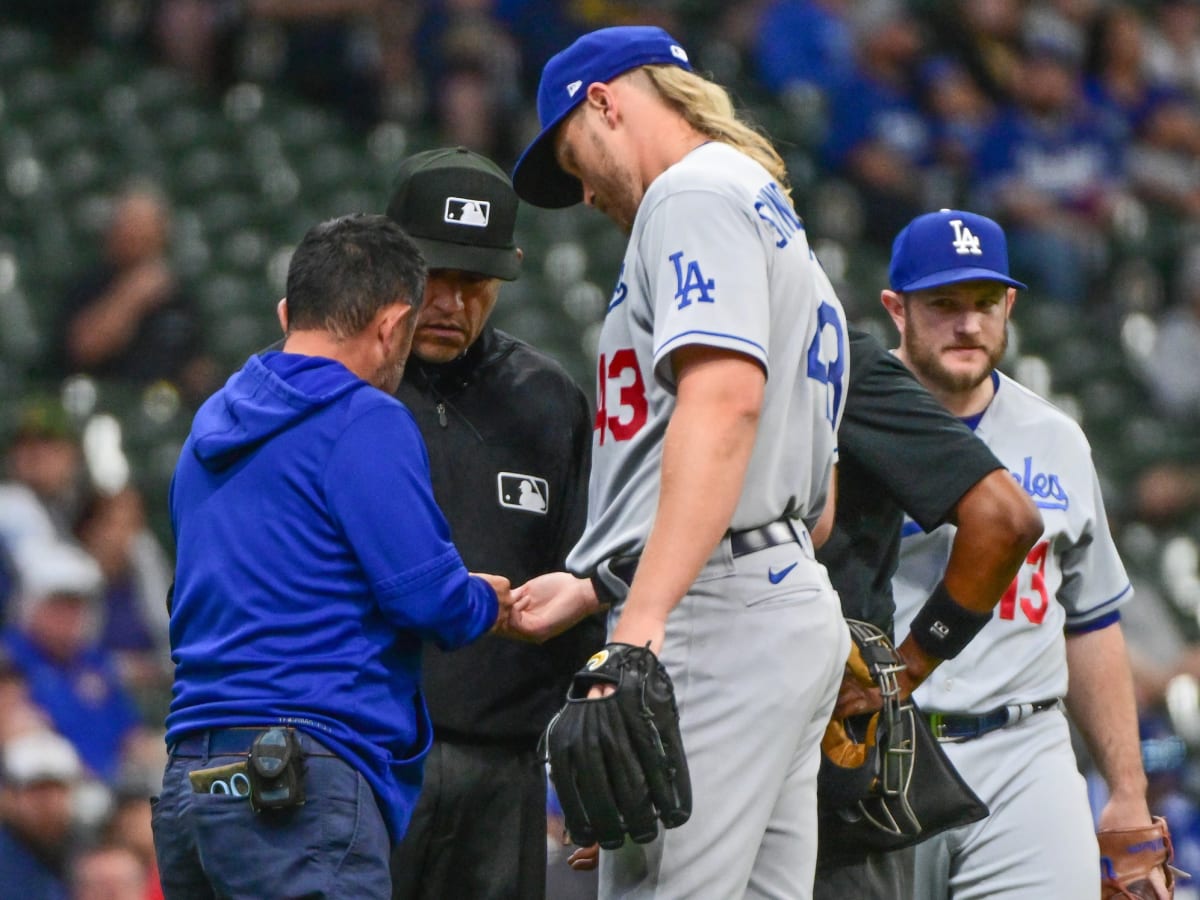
[889,209,1027,292]
[512,26,692,209]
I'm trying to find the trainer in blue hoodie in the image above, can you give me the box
[153,214,509,900]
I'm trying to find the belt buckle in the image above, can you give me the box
[929,712,972,743]
[929,712,950,742]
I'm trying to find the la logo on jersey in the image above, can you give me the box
[497,472,549,514]
[949,219,983,256]
[669,250,715,309]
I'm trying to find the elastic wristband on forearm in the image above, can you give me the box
[908,581,992,660]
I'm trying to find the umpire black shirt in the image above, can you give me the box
[816,328,1003,634]
[396,326,603,748]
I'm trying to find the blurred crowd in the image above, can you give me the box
[7,1,1200,374]
[0,394,170,898]
[6,0,1200,896]
[9,1,1200,289]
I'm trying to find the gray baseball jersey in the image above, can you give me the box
[893,370,1133,713]
[565,142,848,576]
[894,370,1125,899]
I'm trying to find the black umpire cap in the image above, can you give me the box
[386,147,521,281]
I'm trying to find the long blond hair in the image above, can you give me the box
[641,64,793,204]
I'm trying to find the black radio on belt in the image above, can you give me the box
[247,727,306,811]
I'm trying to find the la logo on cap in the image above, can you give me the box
[949,219,982,256]
[567,80,583,97]
[444,197,490,227]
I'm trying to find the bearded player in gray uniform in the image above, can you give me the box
[505,24,850,900]
[883,209,1167,899]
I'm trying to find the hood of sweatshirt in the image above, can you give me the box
[191,351,365,471]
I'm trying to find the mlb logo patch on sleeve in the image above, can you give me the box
[498,472,549,514]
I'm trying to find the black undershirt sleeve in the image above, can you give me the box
[818,328,1004,628]
[841,329,1003,533]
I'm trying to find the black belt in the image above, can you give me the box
[606,519,804,588]
[930,699,1058,742]
[170,728,338,758]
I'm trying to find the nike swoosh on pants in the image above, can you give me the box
[767,562,798,584]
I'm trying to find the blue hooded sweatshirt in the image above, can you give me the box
[165,351,498,842]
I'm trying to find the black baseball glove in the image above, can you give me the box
[542,643,691,849]
[818,619,988,855]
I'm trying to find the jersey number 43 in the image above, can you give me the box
[998,541,1051,624]
[595,348,648,445]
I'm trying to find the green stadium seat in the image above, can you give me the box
[127,66,197,117]
[196,271,257,319]
[1010,301,1076,354]
[0,24,52,76]
[219,227,271,275]
[30,106,92,156]
[195,191,257,238]
[294,144,362,196]
[4,65,65,119]
[272,104,342,153]
[209,309,277,369]
[319,187,380,219]
[175,146,245,199]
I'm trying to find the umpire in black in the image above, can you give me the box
[385,147,602,900]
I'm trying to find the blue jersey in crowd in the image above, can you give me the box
[754,0,855,97]
[165,351,498,842]
[0,825,68,900]
[2,629,138,783]
[822,70,931,172]
[973,105,1124,210]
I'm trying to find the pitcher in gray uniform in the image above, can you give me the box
[504,25,851,900]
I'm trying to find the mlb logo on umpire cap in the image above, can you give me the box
[512,25,693,208]
[386,147,520,281]
[444,197,490,227]
[889,209,1027,293]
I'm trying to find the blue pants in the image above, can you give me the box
[152,729,391,900]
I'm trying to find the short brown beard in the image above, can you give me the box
[904,315,1008,397]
